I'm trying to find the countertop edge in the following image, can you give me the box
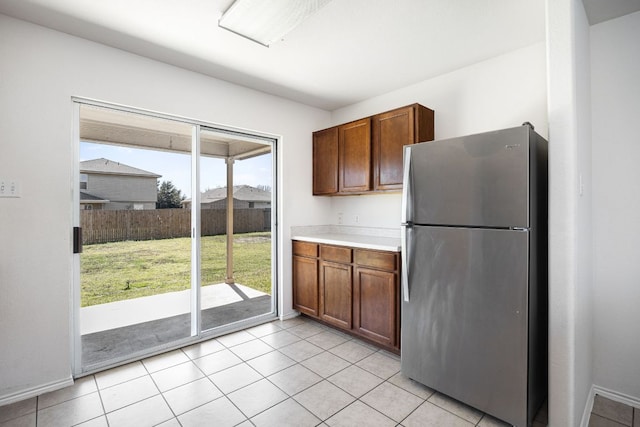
[291,234,401,252]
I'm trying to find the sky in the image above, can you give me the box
[80,141,272,198]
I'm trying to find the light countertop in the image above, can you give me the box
[291,225,401,252]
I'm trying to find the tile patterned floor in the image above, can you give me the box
[588,394,640,427]
[1,316,547,427]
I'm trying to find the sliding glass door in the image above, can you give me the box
[199,128,275,333]
[73,101,277,375]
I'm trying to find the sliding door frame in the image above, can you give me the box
[191,124,202,337]
[71,97,279,376]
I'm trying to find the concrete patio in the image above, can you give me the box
[80,282,267,335]
[80,283,272,370]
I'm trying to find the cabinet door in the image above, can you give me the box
[354,267,398,347]
[313,127,339,195]
[372,106,414,191]
[293,255,319,316]
[339,118,371,193]
[319,260,353,329]
[372,104,434,191]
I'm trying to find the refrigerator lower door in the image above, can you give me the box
[401,226,530,427]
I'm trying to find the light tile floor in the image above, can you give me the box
[588,394,639,427]
[0,316,547,427]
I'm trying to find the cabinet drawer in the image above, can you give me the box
[355,249,398,271]
[293,241,318,258]
[320,245,352,263]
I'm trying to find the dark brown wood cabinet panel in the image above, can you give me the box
[292,255,319,316]
[372,104,435,191]
[293,241,318,258]
[355,249,398,271]
[320,244,352,264]
[338,118,371,193]
[319,261,353,329]
[313,127,339,195]
[354,267,398,348]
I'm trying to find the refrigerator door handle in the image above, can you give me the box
[401,224,410,302]
[401,146,412,225]
[401,146,412,302]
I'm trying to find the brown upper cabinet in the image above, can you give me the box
[373,104,435,191]
[312,127,339,195]
[339,118,371,193]
[313,103,434,196]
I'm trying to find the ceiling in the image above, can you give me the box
[0,0,638,111]
[582,0,640,24]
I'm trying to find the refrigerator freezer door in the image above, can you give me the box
[401,226,530,426]
[408,126,530,228]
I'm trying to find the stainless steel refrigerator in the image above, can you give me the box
[400,124,547,427]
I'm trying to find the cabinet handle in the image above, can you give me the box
[401,146,412,225]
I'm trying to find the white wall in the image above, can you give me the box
[546,0,595,424]
[574,0,595,423]
[0,13,331,403]
[591,10,640,402]
[326,42,548,230]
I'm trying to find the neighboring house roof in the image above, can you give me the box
[80,158,161,178]
[80,191,109,203]
[183,185,271,205]
[204,185,271,202]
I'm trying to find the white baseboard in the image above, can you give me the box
[279,310,300,321]
[0,376,74,407]
[580,384,640,427]
[592,385,640,408]
[579,386,596,427]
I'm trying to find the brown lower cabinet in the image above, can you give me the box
[354,267,398,348]
[292,241,319,316]
[319,260,353,329]
[292,240,400,353]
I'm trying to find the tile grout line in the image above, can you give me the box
[259,333,388,423]
[153,353,181,425]
[201,338,280,424]
[355,394,409,425]
[159,346,225,423]
[249,332,361,423]
[140,355,178,426]
[92,374,109,427]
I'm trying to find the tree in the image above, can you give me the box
[157,180,184,209]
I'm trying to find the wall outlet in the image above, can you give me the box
[0,179,20,197]
[337,212,343,224]
[354,215,359,224]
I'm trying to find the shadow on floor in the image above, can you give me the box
[81,295,272,368]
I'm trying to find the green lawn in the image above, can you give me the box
[81,232,271,307]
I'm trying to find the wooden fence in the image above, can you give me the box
[81,208,271,244]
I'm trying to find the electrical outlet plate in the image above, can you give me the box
[0,179,20,197]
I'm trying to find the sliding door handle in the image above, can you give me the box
[73,227,83,254]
